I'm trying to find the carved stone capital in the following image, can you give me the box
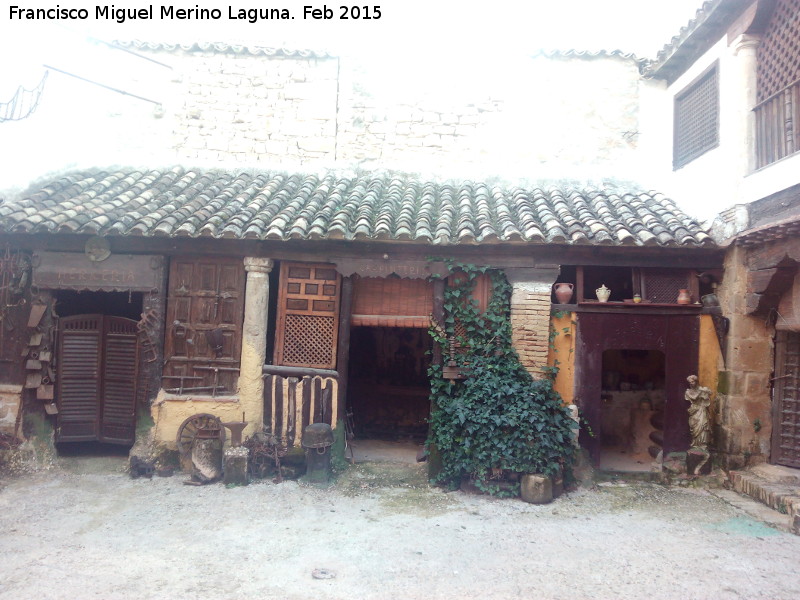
[733,33,761,56]
[244,257,274,274]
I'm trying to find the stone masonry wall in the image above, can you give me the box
[715,245,775,470]
[136,49,643,178]
[168,51,339,164]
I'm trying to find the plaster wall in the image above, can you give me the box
[0,385,22,437]
[149,391,254,450]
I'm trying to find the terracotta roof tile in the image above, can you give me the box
[0,168,714,248]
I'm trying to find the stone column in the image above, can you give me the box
[732,34,761,175]
[239,257,274,437]
[505,267,559,379]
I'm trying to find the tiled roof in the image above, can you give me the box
[643,0,751,82]
[113,40,334,59]
[0,168,714,247]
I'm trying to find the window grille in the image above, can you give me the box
[757,0,800,102]
[673,64,719,169]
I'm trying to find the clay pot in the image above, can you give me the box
[677,289,691,304]
[596,284,611,303]
[553,282,574,304]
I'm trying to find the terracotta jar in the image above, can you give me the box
[677,289,691,304]
[553,282,574,304]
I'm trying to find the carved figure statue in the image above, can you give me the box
[685,375,712,449]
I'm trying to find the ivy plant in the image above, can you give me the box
[427,263,576,496]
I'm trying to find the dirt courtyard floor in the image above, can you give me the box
[1,454,799,600]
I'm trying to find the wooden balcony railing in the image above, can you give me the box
[754,78,800,169]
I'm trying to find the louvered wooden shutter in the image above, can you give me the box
[57,315,103,441]
[100,317,138,444]
[274,262,341,369]
[673,63,719,168]
[163,257,245,394]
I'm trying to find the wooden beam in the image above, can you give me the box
[334,276,353,424]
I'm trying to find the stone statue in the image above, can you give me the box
[685,374,712,450]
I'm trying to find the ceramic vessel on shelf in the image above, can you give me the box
[596,284,611,303]
[633,293,642,303]
[677,289,691,305]
[553,282,574,304]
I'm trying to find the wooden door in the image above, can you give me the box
[575,313,699,464]
[773,331,800,467]
[163,257,244,394]
[57,315,138,444]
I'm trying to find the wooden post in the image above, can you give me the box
[335,276,353,427]
[432,278,445,366]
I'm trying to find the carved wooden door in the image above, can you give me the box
[773,331,800,467]
[163,257,244,394]
[57,315,138,444]
[274,262,341,369]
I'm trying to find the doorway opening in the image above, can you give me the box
[599,349,665,472]
[53,290,144,454]
[347,326,431,457]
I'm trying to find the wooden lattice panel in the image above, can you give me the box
[774,331,800,468]
[757,0,800,102]
[641,269,691,304]
[673,64,719,168]
[274,262,340,369]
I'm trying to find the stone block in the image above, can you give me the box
[520,474,553,504]
[223,447,249,486]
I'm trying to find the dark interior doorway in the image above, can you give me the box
[54,290,143,320]
[347,326,431,441]
[599,349,665,472]
[53,291,143,453]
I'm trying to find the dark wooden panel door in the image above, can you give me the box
[575,313,699,464]
[773,331,800,467]
[57,315,138,444]
[163,257,244,394]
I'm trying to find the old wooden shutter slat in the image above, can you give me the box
[100,317,138,444]
[57,315,102,442]
[773,331,800,467]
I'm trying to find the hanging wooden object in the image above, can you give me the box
[27,302,47,328]
[36,385,54,400]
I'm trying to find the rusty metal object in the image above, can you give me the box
[222,417,248,448]
[244,430,287,483]
[176,413,226,459]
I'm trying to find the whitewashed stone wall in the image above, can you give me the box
[137,48,644,178]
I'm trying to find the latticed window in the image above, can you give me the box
[673,63,719,169]
[273,262,341,369]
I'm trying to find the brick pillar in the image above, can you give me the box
[505,267,559,379]
[239,257,274,438]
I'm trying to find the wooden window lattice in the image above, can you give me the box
[641,270,691,304]
[674,64,719,168]
[757,0,800,102]
[274,262,340,369]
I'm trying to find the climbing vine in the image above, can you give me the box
[427,262,577,496]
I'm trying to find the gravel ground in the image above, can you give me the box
[1,456,799,600]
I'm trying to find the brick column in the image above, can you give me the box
[505,267,559,379]
[239,257,274,437]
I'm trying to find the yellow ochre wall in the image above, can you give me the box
[547,311,576,403]
[698,313,722,409]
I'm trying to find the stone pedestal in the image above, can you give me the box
[520,474,553,504]
[223,446,249,486]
